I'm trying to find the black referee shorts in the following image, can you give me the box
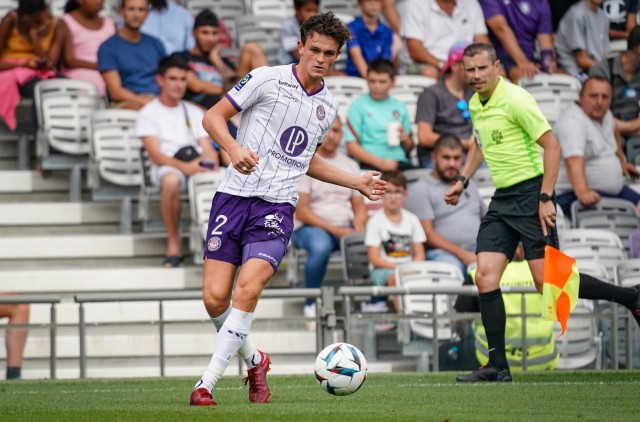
[476,176,559,260]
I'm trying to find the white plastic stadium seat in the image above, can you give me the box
[324,76,368,122]
[560,229,627,274]
[520,74,580,126]
[250,0,293,18]
[188,171,225,262]
[395,261,464,341]
[236,15,284,65]
[394,75,437,96]
[554,299,602,369]
[0,0,17,19]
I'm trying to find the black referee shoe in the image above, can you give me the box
[456,365,512,382]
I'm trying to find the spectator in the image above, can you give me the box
[59,0,116,97]
[98,0,166,110]
[415,41,474,168]
[0,297,30,380]
[345,0,394,78]
[291,117,368,321]
[136,55,220,267]
[141,0,194,55]
[381,0,401,33]
[278,0,319,65]
[176,9,267,110]
[480,0,556,82]
[405,134,485,276]
[344,58,415,171]
[454,245,559,371]
[399,0,489,79]
[602,0,638,40]
[554,76,640,217]
[550,0,580,32]
[366,170,425,313]
[555,0,611,80]
[591,26,640,137]
[0,0,63,131]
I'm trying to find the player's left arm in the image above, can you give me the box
[307,152,387,201]
[536,130,561,236]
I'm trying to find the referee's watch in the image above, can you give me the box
[539,192,552,203]
[454,175,469,190]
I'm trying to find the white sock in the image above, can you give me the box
[199,308,254,391]
[210,306,262,369]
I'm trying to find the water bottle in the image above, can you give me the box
[448,345,459,361]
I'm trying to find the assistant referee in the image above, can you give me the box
[445,43,640,382]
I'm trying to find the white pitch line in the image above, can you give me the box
[399,381,640,387]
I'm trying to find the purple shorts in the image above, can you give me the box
[204,192,295,271]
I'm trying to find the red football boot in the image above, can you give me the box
[243,350,271,403]
[189,387,216,406]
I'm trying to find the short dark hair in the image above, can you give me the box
[157,54,189,76]
[367,58,396,79]
[463,43,498,63]
[381,170,407,190]
[300,11,351,51]
[294,0,320,9]
[18,0,47,15]
[580,75,611,94]
[628,25,640,51]
[194,9,219,28]
[433,134,463,153]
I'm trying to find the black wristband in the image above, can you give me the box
[454,175,469,189]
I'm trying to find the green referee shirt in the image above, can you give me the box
[469,77,551,189]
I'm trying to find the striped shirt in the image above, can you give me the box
[220,64,339,205]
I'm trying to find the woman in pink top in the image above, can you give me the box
[60,0,115,96]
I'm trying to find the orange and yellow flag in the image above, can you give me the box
[542,245,580,337]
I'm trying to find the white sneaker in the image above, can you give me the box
[304,303,316,332]
[303,303,316,318]
[360,301,389,313]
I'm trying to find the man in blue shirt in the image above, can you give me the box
[345,0,393,78]
[98,0,166,110]
[141,0,194,55]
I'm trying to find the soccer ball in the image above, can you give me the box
[314,342,367,396]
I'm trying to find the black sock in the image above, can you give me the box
[578,273,637,308]
[479,288,508,369]
[6,367,21,380]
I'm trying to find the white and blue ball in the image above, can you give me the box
[314,342,367,396]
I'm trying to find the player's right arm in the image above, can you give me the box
[444,140,485,205]
[202,97,258,175]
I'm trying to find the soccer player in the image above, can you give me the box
[189,12,387,406]
[445,43,640,382]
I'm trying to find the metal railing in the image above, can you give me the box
[0,294,61,379]
[74,288,326,378]
[337,285,624,371]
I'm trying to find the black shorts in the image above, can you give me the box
[476,176,558,260]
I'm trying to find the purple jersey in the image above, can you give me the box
[480,0,553,61]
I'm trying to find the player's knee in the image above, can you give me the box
[202,290,230,316]
[474,267,500,292]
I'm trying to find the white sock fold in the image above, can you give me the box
[199,307,255,391]
[210,306,261,368]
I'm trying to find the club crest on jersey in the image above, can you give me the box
[207,236,221,252]
[279,126,309,157]
[316,105,326,120]
[234,73,252,91]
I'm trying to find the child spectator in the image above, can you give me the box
[345,0,394,78]
[344,58,415,171]
[0,0,63,130]
[555,0,610,79]
[60,0,116,97]
[365,170,425,313]
[277,0,319,65]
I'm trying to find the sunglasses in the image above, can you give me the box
[457,99,471,122]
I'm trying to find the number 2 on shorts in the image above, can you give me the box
[210,215,227,235]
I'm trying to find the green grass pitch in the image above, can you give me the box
[1,371,638,421]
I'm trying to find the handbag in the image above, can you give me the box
[173,145,200,162]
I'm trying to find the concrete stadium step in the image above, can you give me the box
[0,201,122,226]
[0,170,68,193]
[0,266,202,293]
[0,233,173,261]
